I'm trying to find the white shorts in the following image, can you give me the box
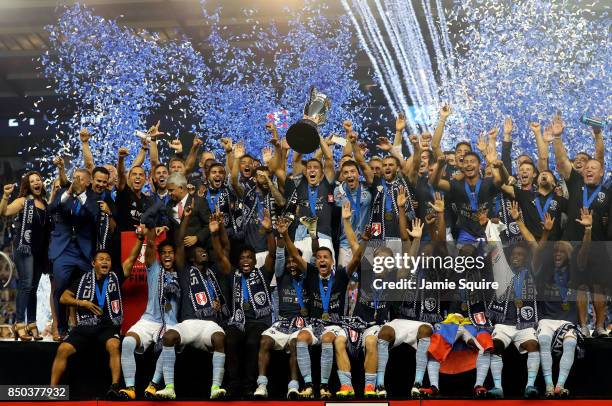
[127,319,174,354]
[298,324,345,345]
[537,319,576,339]
[167,319,224,352]
[492,324,538,354]
[294,236,335,265]
[262,326,301,351]
[363,325,381,339]
[384,319,432,349]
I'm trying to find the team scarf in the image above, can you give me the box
[229,268,272,331]
[368,177,416,239]
[207,186,238,234]
[187,265,229,320]
[241,187,276,225]
[271,315,309,334]
[75,270,123,327]
[153,266,181,352]
[339,316,370,358]
[461,268,494,328]
[488,267,538,329]
[97,211,111,250]
[398,267,442,323]
[551,322,586,359]
[15,197,35,254]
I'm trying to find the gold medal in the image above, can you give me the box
[258,228,266,235]
[165,302,172,312]
[562,302,570,312]
[243,302,252,311]
[384,212,393,221]
[461,302,468,311]
[322,312,330,321]
[515,299,523,308]
[300,307,309,317]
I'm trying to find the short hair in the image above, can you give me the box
[93,249,112,260]
[383,155,401,166]
[208,162,225,173]
[128,165,145,177]
[315,247,334,257]
[443,150,455,156]
[340,160,360,173]
[420,149,434,164]
[455,141,472,152]
[154,163,168,172]
[462,151,481,163]
[369,156,383,163]
[167,172,187,188]
[157,240,175,255]
[540,169,558,185]
[340,153,353,161]
[255,166,270,174]
[519,161,537,173]
[306,158,323,168]
[74,168,91,179]
[168,157,185,166]
[92,166,110,178]
[516,154,533,163]
[574,152,592,161]
[241,154,255,162]
[240,245,256,256]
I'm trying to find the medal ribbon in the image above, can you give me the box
[583,184,602,209]
[534,194,554,221]
[95,277,109,308]
[292,277,305,310]
[308,185,318,216]
[464,179,482,212]
[382,180,393,214]
[241,275,250,304]
[344,183,361,224]
[513,269,525,301]
[206,189,221,211]
[319,274,335,314]
[553,269,569,304]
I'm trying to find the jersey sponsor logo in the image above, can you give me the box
[328,194,335,203]
[424,297,436,312]
[195,291,208,306]
[598,192,606,203]
[520,306,535,320]
[349,328,359,343]
[295,316,305,328]
[254,292,268,306]
[473,312,487,325]
[371,222,382,237]
[111,299,120,314]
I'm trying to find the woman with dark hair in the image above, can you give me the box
[0,171,50,341]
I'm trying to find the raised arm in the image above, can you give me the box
[393,113,406,148]
[117,148,129,191]
[210,209,232,275]
[341,201,360,253]
[260,208,276,274]
[144,226,157,267]
[319,135,336,183]
[53,156,70,188]
[122,228,145,278]
[79,128,95,173]
[342,121,354,156]
[174,204,192,272]
[577,208,592,271]
[529,122,549,172]
[501,117,514,173]
[0,184,24,217]
[549,115,572,180]
[593,126,604,167]
[184,136,202,176]
[404,134,422,184]
[131,139,148,170]
[278,216,307,272]
[428,192,446,241]
[264,172,285,207]
[349,132,374,185]
[397,186,410,241]
[432,104,451,160]
[509,201,538,254]
[231,142,246,198]
[346,227,370,274]
[429,156,451,192]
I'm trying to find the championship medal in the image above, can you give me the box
[322,312,330,321]
[461,302,468,311]
[300,307,309,317]
[562,302,570,312]
[384,212,393,221]
[515,299,523,308]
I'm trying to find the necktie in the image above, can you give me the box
[177,201,184,220]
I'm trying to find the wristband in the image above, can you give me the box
[585,226,592,230]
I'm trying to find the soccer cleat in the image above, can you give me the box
[411,382,423,398]
[488,387,504,398]
[376,385,387,398]
[106,383,122,400]
[592,328,608,338]
[473,385,487,398]
[287,387,299,400]
[144,381,162,399]
[118,386,136,400]
[578,325,591,338]
[554,386,570,398]
[210,385,226,399]
[364,383,377,398]
[253,384,268,399]
[524,385,539,398]
[155,384,176,400]
[319,383,332,399]
[419,385,439,397]
[299,383,314,399]
[336,384,355,398]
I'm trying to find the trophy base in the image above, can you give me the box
[286,119,320,154]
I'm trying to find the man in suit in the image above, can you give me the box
[49,168,100,336]
[165,172,210,248]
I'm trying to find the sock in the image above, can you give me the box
[365,373,377,388]
[288,380,299,390]
[557,337,577,387]
[414,337,430,384]
[161,345,176,386]
[538,334,554,388]
[475,352,491,387]
[212,352,225,387]
[376,339,389,386]
[490,354,503,389]
[120,336,137,387]
[427,358,440,388]
[152,353,163,384]
[296,341,312,384]
[337,370,352,387]
[526,351,540,387]
[320,342,334,384]
[257,375,268,386]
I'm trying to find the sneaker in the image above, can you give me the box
[419,385,439,397]
[364,383,377,398]
[376,385,387,398]
[319,383,332,399]
[473,385,487,398]
[106,383,122,400]
[118,386,136,400]
[411,382,423,398]
[592,328,608,338]
[488,387,504,398]
[579,325,591,338]
[336,384,355,398]
[210,385,226,399]
[555,386,570,398]
[253,384,267,399]
[287,387,299,400]
[299,383,314,399]
[155,384,176,400]
[144,381,162,399]
[545,385,555,398]
[524,385,539,398]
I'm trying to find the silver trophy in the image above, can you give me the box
[286,86,332,154]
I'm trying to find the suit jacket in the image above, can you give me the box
[165,194,211,248]
[48,187,99,261]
